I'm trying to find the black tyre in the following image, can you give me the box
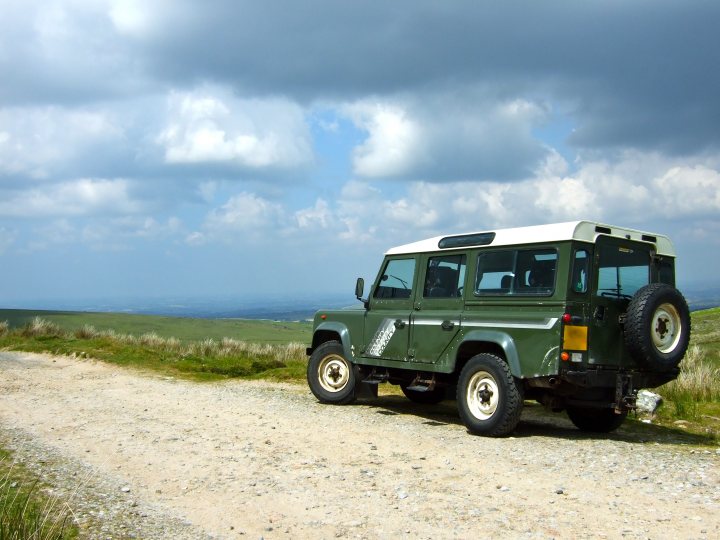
[624,283,691,369]
[307,341,357,404]
[456,353,523,437]
[401,384,446,405]
[567,407,627,433]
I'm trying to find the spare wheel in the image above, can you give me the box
[624,283,691,370]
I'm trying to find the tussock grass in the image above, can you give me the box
[658,345,720,419]
[21,317,62,338]
[0,456,76,539]
[0,318,307,382]
[0,321,8,337]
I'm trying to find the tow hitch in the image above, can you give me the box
[615,373,637,413]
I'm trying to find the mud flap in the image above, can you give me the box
[356,382,379,400]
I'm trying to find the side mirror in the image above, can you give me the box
[355,277,365,300]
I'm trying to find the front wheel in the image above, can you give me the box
[457,354,523,436]
[307,341,357,404]
[567,407,627,433]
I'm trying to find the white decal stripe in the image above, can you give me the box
[366,318,398,357]
[412,319,461,326]
[463,318,559,330]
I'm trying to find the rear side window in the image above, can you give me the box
[423,254,467,298]
[572,249,590,293]
[475,249,557,296]
[374,258,416,299]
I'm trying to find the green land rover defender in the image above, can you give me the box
[306,221,690,436]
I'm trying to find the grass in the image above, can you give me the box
[0,317,308,382]
[0,309,311,344]
[0,450,77,539]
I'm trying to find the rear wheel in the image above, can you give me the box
[401,384,446,404]
[307,341,357,404]
[567,407,627,433]
[457,353,523,436]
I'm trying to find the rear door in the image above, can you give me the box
[409,253,467,363]
[589,236,653,367]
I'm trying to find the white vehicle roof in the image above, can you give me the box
[386,220,676,257]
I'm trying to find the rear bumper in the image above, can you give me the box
[562,368,679,390]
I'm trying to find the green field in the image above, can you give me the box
[0,309,311,344]
[689,307,720,366]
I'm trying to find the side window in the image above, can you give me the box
[572,249,590,293]
[596,243,650,299]
[475,248,557,296]
[374,258,416,299]
[423,254,467,298]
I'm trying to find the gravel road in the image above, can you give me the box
[1,351,718,539]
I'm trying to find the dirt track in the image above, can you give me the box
[0,351,718,539]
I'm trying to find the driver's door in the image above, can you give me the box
[362,257,416,362]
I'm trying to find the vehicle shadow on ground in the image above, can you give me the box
[359,394,718,447]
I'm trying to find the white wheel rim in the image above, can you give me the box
[466,370,499,420]
[651,302,682,354]
[317,354,350,393]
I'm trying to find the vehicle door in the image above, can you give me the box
[589,236,653,367]
[363,257,417,362]
[409,253,466,363]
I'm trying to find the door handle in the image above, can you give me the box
[394,319,407,329]
[441,320,455,330]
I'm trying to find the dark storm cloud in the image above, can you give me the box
[132,0,720,154]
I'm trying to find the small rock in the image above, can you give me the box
[121,486,131,493]
[636,390,663,414]
[555,489,564,495]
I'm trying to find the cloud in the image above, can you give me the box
[0,178,142,218]
[652,166,720,217]
[345,102,421,177]
[157,88,313,169]
[0,105,123,179]
[189,192,285,245]
[342,92,550,181]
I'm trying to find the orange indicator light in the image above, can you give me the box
[560,351,570,362]
[320,314,327,320]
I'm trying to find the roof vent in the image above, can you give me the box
[595,225,612,234]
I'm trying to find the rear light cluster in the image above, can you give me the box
[561,312,588,363]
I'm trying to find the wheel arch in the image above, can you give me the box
[454,331,521,378]
[310,322,354,360]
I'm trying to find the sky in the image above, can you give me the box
[1,0,719,307]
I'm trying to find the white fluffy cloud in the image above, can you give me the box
[0,106,122,179]
[189,192,285,245]
[342,93,549,181]
[652,165,720,217]
[345,102,421,177]
[0,178,141,217]
[282,151,720,248]
[157,88,313,169]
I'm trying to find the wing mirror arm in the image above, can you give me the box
[355,277,369,309]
